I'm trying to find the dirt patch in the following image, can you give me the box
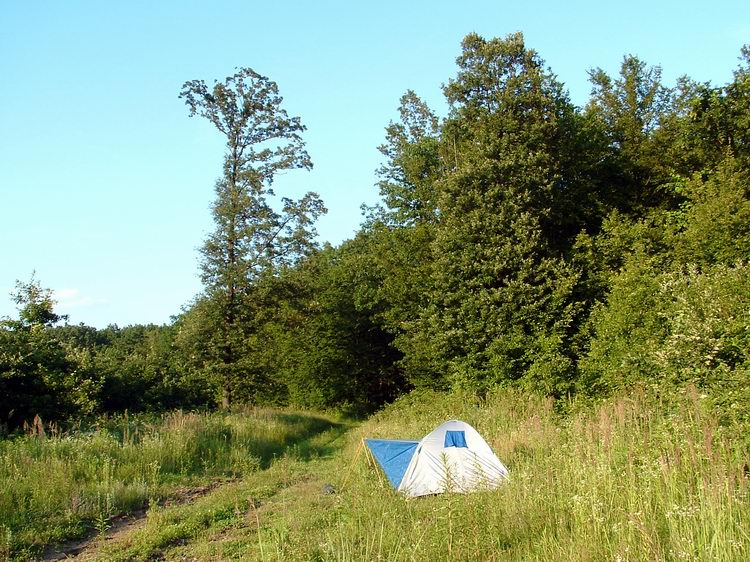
[42,481,229,561]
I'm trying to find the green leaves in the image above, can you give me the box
[416,33,585,394]
[674,160,750,265]
[180,68,311,181]
[180,68,326,406]
[0,279,103,429]
[371,91,442,227]
[10,276,67,328]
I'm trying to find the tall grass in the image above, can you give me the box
[253,388,750,561]
[0,408,336,561]
[6,390,749,561]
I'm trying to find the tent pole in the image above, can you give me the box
[339,438,364,492]
[364,443,385,487]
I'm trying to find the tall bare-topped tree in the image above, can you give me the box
[180,68,325,408]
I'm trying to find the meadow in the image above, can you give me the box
[0,409,339,561]
[51,387,750,562]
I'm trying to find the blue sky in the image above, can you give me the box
[1,0,748,327]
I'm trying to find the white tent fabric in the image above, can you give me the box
[397,420,509,497]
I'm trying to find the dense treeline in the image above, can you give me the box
[2,33,749,430]
[0,282,212,430]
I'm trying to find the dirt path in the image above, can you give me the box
[42,481,227,561]
[41,422,353,561]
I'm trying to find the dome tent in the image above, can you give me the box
[364,420,509,498]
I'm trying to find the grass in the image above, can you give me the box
[103,386,750,561]
[4,387,750,561]
[0,408,340,561]
[87,423,351,562]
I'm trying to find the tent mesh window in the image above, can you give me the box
[444,430,468,448]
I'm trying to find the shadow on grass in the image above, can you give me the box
[284,421,355,463]
[242,411,353,469]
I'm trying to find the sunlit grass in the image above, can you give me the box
[0,408,338,561]
[159,388,750,561]
[310,388,750,561]
[4,388,749,561]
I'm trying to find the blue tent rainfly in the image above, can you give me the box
[364,438,419,488]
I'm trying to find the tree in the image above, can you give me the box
[12,275,67,327]
[586,55,676,214]
[180,68,325,407]
[370,90,443,226]
[0,277,100,430]
[415,33,584,393]
[672,46,750,172]
[357,91,446,386]
[259,242,406,413]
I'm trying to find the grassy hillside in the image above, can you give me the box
[72,388,750,561]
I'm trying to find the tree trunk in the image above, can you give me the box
[221,385,231,410]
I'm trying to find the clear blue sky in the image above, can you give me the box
[1,0,747,327]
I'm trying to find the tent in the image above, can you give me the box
[364,420,509,497]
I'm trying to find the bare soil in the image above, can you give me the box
[41,482,228,561]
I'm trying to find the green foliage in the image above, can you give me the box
[94,324,212,412]
[681,47,750,169]
[370,90,443,226]
[655,266,750,382]
[11,277,67,328]
[258,241,407,413]
[0,278,101,430]
[417,33,585,393]
[586,55,678,214]
[362,90,443,389]
[579,256,668,393]
[582,261,750,416]
[180,68,325,407]
[674,159,750,265]
[5,34,750,437]
[0,278,217,431]
[353,224,436,390]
